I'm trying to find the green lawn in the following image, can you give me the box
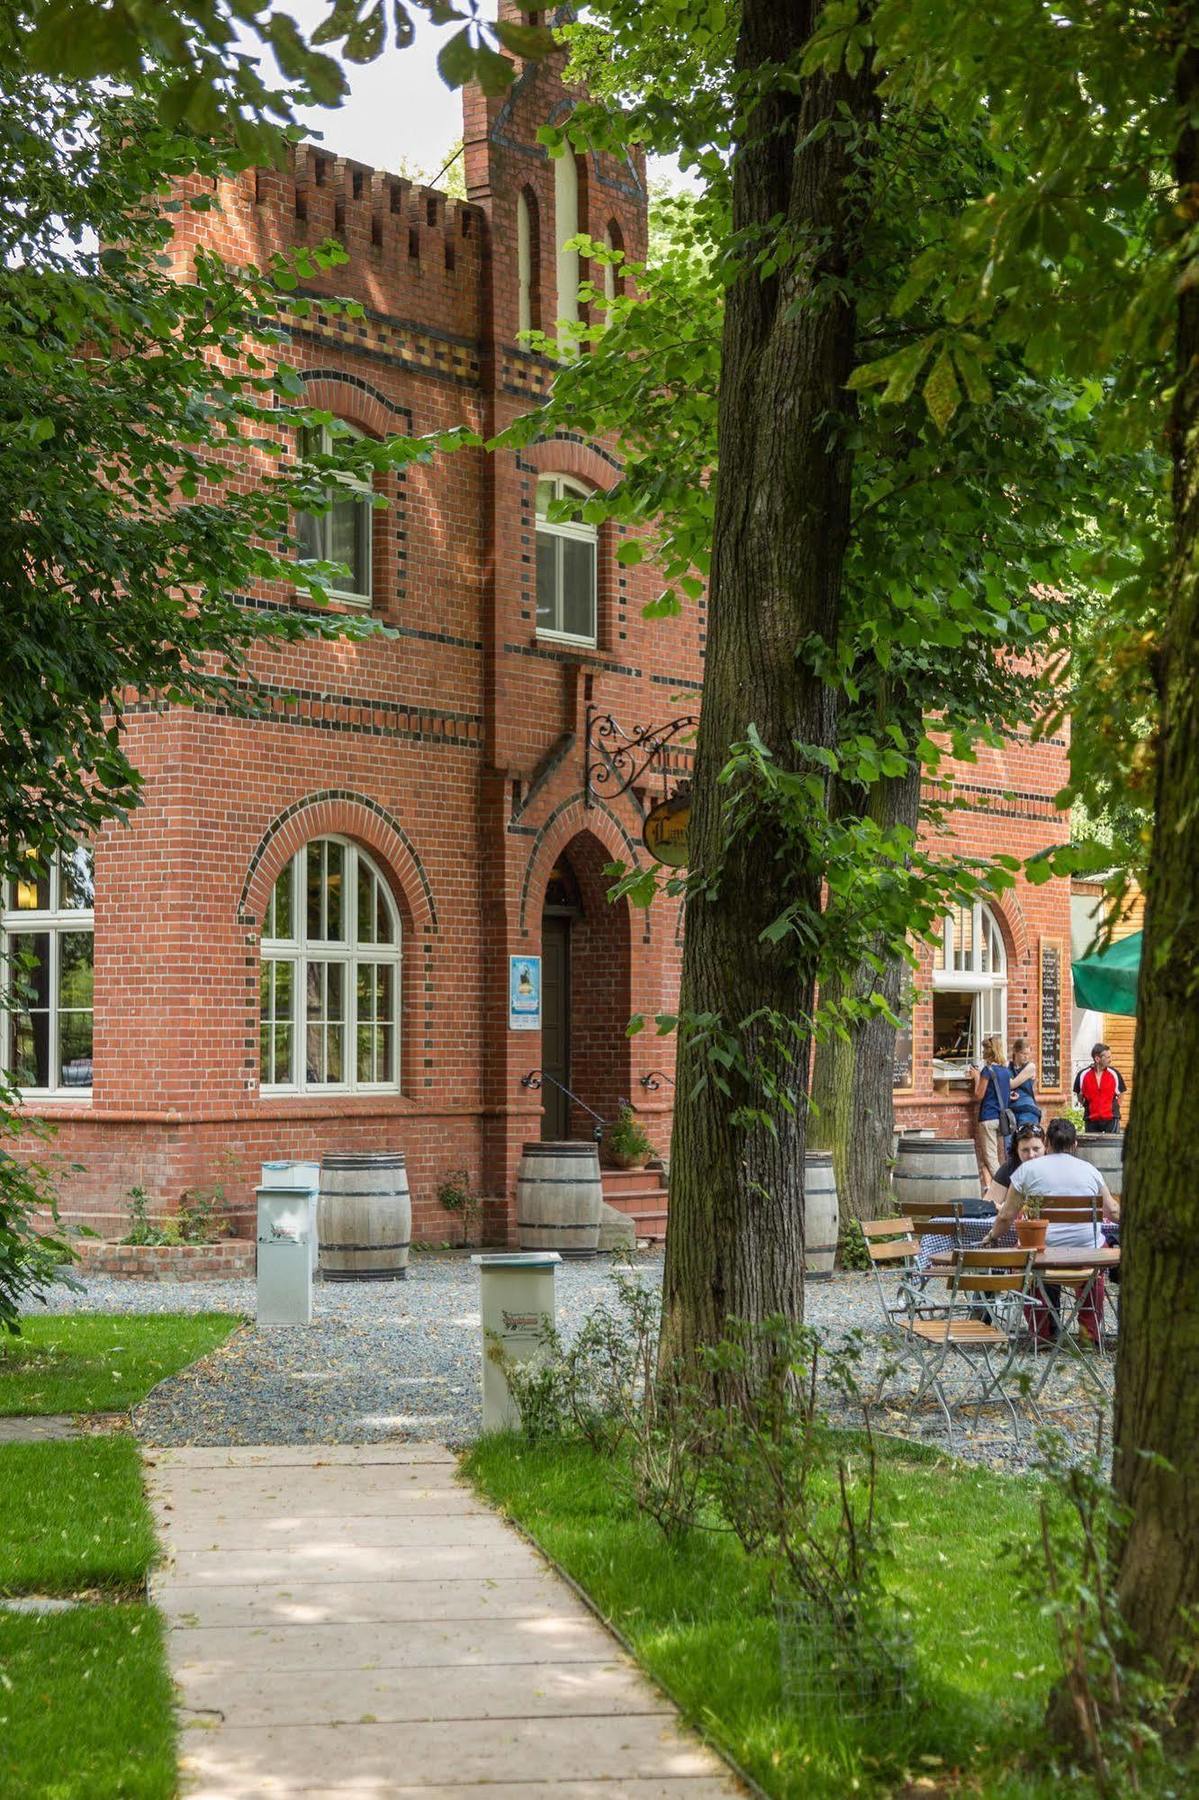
[464,1434,1126,1800]
[0,1605,176,1800]
[0,1312,240,1415]
[0,1439,158,1596]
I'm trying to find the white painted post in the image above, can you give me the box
[471,1252,560,1431]
[255,1185,314,1326]
[261,1160,320,1274]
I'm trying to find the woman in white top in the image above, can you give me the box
[982,1117,1118,1249]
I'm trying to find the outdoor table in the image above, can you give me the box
[915,1215,1010,1272]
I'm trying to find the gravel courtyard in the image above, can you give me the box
[28,1251,1112,1469]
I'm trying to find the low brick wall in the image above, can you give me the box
[74,1239,256,1281]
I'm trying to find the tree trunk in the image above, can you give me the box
[659,0,876,1387]
[1111,40,1199,1734]
[809,761,922,1227]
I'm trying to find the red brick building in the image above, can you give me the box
[2,33,1073,1243]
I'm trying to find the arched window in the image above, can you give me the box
[296,421,373,604]
[516,187,540,336]
[554,149,579,327]
[602,218,624,304]
[536,474,597,644]
[260,838,401,1093]
[2,847,94,1094]
[931,901,1007,1072]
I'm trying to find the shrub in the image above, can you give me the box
[839,1216,870,1271]
[436,1170,481,1245]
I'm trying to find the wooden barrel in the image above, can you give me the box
[1076,1132,1123,1197]
[317,1152,411,1282]
[516,1142,602,1259]
[803,1151,838,1281]
[894,1137,980,1211]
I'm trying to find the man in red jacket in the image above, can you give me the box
[1073,1042,1127,1133]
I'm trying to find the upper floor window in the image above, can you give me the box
[260,837,401,1094]
[1,847,95,1095]
[296,422,373,605]
[931,901,1007,1071]
[517,187,539,336]
[536,475,597,644]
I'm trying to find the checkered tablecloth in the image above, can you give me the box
[915,1217,1014,1271]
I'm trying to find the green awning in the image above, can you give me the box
[1072,931,1141,1016]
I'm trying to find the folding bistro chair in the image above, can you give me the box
[891,1248,1038,1451]
[906,1199,968,1271]
[1030,1198,1111,1398]
[861,1217,922,1325]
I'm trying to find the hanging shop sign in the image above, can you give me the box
[509,954,542,1031]
[643,791,690,868]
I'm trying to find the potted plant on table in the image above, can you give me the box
[1014,1197,1048,1252]
[604,1102,654,1171]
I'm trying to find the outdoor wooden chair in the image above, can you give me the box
[862,1217,922,1322]
[890,1248,1038,1451]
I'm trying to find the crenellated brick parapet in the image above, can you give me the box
[171,145,486,342]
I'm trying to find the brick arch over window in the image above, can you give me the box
[523,435,621,496]
[517,795,640,937]
[239,791,437,935]
[990,892,1031,967]
[297,370,410,438]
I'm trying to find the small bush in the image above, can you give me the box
[604,1102,654,1167]
[436,1170,481,1244]
[838,1216,870,1271]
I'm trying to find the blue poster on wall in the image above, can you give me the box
[509,955,542,1031]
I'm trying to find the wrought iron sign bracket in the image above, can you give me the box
[584,703,698,808]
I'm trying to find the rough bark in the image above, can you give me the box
[659,0,876,1386]
[809,761,922,1227]
[1111,41,1199,1733]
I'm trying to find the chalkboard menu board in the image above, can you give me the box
[892,1010,914,1091]
[1040,938,1062,1092]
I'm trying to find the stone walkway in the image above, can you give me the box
[147,1442,745,1800]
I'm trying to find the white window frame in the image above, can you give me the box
[931,901,1008,1066]
[536,473,597,646]
[260,837,402,1097]
[296,421,374,606]
[1,848,95,1099]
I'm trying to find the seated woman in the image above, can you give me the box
[983,1120,1047,1214]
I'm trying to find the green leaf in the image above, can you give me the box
[922,346,962,434]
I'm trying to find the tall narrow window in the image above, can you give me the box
[602,219,624,304]
[261,838,401,1093]
[2,847,95,1094]
[296,422,373,604]
[554,149,579,327]
[536,474,597,643]
[517,188,535,335]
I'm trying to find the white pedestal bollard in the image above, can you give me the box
[260,1160,320,1274]
[471,1251,560,1432]
[256,1185,314,1326]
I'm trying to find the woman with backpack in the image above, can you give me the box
[969,1035,1012,1186]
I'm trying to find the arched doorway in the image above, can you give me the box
[540,858,582,1139]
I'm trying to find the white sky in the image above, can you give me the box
[283,0,468,178]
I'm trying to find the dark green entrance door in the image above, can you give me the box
[540,913,571,1139]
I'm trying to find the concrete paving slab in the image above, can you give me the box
[180,1715,730,1792]
[168,1616,620,1673]
[175,1658,671,1726]
[0,1415,80,1442]
[190,1783,740,1800]
[158,1512,501,1550]
[153,1576,592,1628]
[149,1444,456,1469]
[147,1471,468,1507]
[163,1543,547,1586]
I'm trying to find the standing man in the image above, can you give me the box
[1073,1042,1127,1133]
